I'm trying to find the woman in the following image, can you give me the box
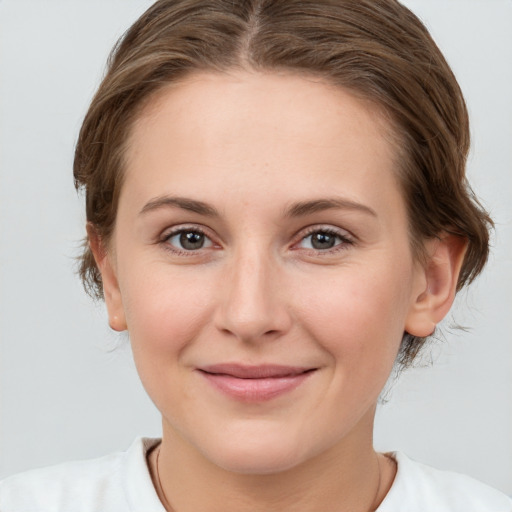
[1,0,510,510]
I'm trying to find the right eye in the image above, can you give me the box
[164,229,214,251]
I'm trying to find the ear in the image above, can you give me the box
[87,223,127,332]
[405,234,467,338]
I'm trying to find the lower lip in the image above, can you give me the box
[199,371,314,402]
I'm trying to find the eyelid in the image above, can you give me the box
[159,224,220,254]
[291,224,355,251]
[296,224,354,240]
[157,223,355,256]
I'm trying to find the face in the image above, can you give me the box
[102,71,430,474]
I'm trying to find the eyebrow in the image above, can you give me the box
[139,195,377,219]
[285,198,377,218]
[139,196,219,217]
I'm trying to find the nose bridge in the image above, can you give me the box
[215,241,290,341]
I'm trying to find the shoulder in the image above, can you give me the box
[0,438,163,512]
[378,451,512,512]
[0,451,123,512]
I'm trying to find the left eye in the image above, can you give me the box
[298,230,347,250]
[166,230,213,251]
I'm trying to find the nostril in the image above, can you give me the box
[213,273,292,341]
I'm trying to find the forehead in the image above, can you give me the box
[129,70,395,157]
[122,70,402,217]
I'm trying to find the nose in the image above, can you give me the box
[214,246,292,343]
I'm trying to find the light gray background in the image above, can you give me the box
[1,0,511,495]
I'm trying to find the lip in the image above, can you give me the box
[197,364,316,402]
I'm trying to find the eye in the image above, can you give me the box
[297,229,351,251]
[165,229,213,251]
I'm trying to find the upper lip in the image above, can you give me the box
[198,364,315,379]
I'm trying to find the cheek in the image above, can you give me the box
[119,268,219,417]
[120,267,216,362]
[295,261,412,372]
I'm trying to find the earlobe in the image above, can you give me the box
[405,234,467,338]
[87,223,127,332]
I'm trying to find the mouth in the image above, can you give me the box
[197,364,317,402]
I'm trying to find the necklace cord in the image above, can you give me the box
[156,445,174,512]
[155,445,382,512]
[370,454,383,511]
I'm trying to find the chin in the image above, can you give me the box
[212,446,306,475]
[196,425,320,475]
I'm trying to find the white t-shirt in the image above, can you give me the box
[1,438,510,512]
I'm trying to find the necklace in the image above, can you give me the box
[155,445,174,512]
[154,444,383,512]
[370,454,383,512]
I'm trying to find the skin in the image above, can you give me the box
[92,71,466,511]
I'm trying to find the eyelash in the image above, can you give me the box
[294,226,354,254]
[160,225,215,256]
[158,225,354,256]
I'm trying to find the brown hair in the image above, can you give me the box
[74,0,492,367]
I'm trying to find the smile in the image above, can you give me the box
[197,364,317,402]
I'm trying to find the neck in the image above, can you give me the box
[149,412,395,512]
